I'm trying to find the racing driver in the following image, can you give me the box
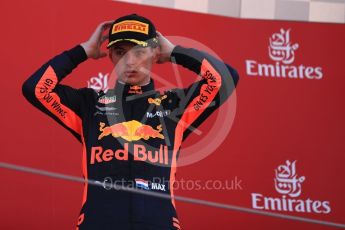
[22,14,239,230]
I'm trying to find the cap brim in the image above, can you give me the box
[107,39,149,48]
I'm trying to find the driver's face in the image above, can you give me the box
[109,42,157,86]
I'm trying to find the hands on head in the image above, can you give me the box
[81,21,113,59]
[155,31,176,64]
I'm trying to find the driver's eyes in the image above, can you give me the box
[135,50,145,56]
[113,48,145,57]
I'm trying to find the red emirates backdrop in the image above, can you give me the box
[1,0,345,229]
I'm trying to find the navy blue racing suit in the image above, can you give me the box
[22,44,239,229]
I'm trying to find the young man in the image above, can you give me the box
[22,14,239,230]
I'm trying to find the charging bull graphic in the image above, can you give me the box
[98,120,164,141]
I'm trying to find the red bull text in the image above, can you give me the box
[90,144,169,166]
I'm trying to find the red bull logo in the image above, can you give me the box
[128,85,143,94]
[90,144,169,165]
[98,120,164,142]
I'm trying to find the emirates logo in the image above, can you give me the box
[274,160,305,197]
[268,29,299,65]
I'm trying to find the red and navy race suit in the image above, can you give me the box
[22,45,239,230]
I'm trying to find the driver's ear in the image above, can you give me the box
[108,48,113,62]
[152,47,160,63]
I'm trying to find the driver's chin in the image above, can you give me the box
[119,75,142,86]
[119,73,149,86]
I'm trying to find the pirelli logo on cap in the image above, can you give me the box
[112,20,149,35]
